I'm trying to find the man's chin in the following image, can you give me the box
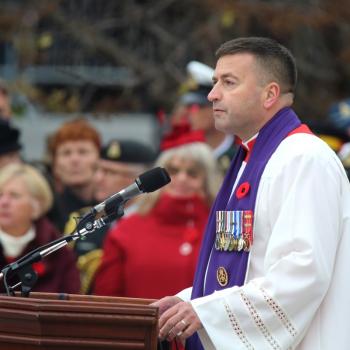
[214,120,228,133]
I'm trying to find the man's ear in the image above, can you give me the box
[262,82,280,109]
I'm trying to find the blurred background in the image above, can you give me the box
[1,0,350,161]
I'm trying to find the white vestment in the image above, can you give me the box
[178,133,350,349]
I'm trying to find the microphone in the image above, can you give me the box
[93,167,171,217]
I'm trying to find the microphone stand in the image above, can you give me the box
[0,205,125,297]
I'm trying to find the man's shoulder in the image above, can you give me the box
[278,132,337,160]
[265,133,343,178]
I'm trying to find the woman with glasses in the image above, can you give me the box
[93,124,221,299]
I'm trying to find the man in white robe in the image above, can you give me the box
[155,37,350,350]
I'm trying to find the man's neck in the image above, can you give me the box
[241,102,293,142]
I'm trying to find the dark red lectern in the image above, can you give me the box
[0,292,159,349]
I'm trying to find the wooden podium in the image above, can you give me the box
[0,292,159,350]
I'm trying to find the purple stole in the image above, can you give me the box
[186,107,301,350]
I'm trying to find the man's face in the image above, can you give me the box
[208,53,265,140]
[93,159,140,202]
[54,140,99,187]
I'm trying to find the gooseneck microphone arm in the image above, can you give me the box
[0,167,171,297]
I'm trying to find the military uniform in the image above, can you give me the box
[180,61,238,175]
[63,139,156,294]
[63,206,107,294]
[215,135,239,175]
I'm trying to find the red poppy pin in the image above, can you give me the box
[236,182,251,199]
[32,261,46,277]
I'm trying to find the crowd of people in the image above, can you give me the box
[0,69,233,301]
[1,36,350,349]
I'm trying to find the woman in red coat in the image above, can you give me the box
[93,125,221,299]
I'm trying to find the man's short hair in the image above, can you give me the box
[216,37,297,94]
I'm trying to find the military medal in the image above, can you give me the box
[216,266,228,286]
[228,235,235,251]
[215,234,220,250]
[215,212,221,250]
[243,210,253,251]
[229,211,241,252]
[216,211,226,251]
[224,211,231,251]
[237,238,245,251]
[215,211,221,250]
[223,212,231,251]
[232,238,238,251]
[228,211,236,251]
[224,212,231,251]
[215,210,254,252]
[219,233,225,251]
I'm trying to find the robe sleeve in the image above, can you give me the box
[191,140,346,349]
[176,286,193,301]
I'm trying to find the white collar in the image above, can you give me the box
[241,132,259,151]
[0,226,35,258]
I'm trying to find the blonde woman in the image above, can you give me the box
[0,163,80,294]
[94,125,222,298]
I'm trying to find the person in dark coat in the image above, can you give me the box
[64,139,157,294]
[0,120,22,169]
[176,61,238,175]
[0,163,80,294]
[47,118,101,232]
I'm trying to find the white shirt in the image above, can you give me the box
[178,133,350,349]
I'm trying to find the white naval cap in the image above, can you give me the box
[186,61,214,87]
[179,61,214,106]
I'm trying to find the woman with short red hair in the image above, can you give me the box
[47,118,101,232]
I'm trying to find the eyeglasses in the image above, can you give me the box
[166,165,202,179]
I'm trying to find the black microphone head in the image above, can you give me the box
[136,167,171,193]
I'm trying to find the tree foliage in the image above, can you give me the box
[0,0,349,120]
